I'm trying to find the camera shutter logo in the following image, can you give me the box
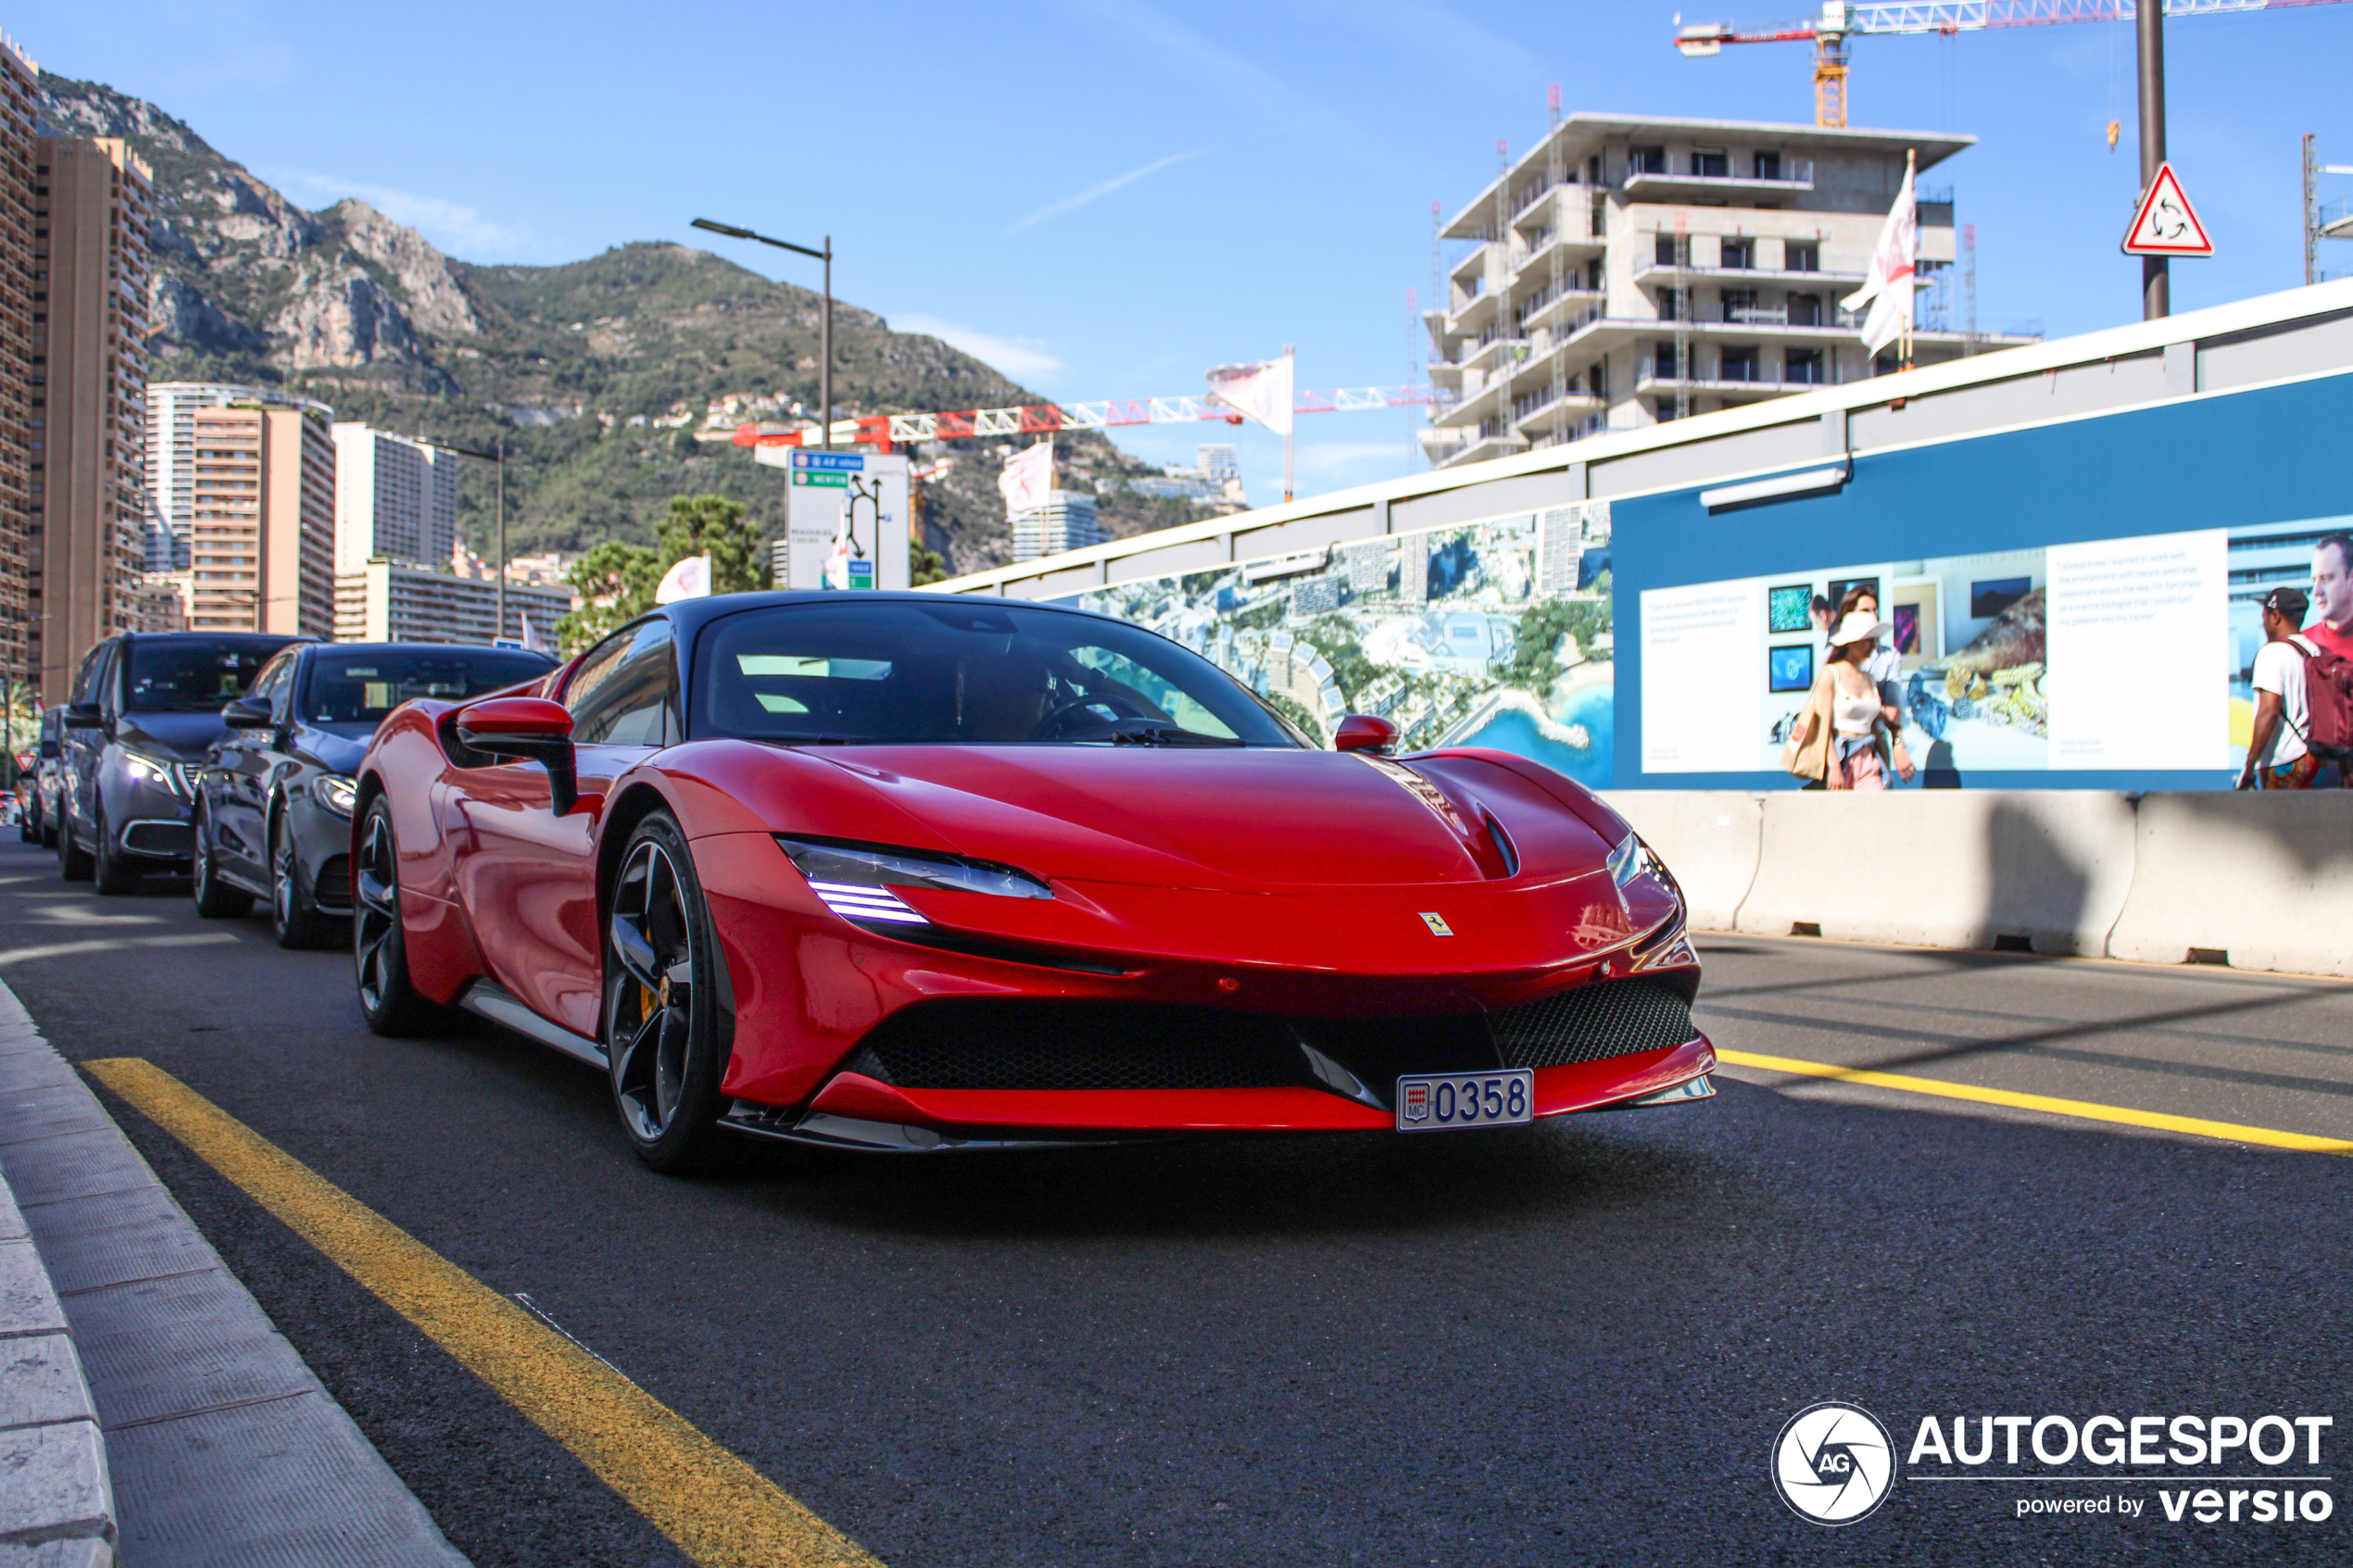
[1772,1402,1896,1524]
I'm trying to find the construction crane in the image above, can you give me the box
[725,386,1434,454]
[1675,1,2351,128]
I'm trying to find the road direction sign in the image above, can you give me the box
[2121,164,2213,257]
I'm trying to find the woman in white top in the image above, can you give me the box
[1789,611,1917,790]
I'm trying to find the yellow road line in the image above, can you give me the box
[84,1058,880,1568]
[1713,1047,2353,1157]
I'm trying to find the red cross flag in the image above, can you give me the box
[2121,164,2213,257]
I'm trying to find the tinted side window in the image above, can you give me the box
[565,621,676,747]
[73,642,113,708]
[250,652,297,718]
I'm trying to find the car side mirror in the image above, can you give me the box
[221,698,275,731]
[455,696,578,814]
[61,704,104,731]
[1333,714,1400,754]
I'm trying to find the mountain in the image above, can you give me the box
[38,74,1199,573]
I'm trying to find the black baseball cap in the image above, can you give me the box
[2263,585,2309,621]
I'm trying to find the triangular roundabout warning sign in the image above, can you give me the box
[2121,163,2213,257]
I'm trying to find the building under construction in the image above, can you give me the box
[1424,111,2035,470]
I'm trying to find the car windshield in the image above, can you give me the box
[124,640,288,712]
[695,601,1302,747]
[304,649,555,725]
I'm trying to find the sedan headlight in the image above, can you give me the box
[775,835,1052,930]
[121,745,194,800]
[314,774,359,818]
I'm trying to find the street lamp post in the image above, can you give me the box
[432,439,509,639]
[2138,2,2168,320]
[691,218,833,449]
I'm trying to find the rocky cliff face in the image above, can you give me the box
[36,72,1189,571]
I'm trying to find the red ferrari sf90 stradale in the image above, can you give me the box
[352,593,1715,1170]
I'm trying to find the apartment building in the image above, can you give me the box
[333,557,572,645]
[182,402,336,638]
[32,133,153,703]
[332,421,460,572]
[0,35,34,696]
[1423,112,2033,470]
[146,383,333,542]
[1010,491,1106,561]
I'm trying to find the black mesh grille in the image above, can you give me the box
[854,1001,1309,1092]
[1490,979,1698,1070]
[314,854,351,909]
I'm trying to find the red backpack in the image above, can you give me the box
[2291,634,2353,761]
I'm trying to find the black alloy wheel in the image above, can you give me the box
[353,797,447,1036]
[271,809,335,949]
[39,801,56,849]
[57,802,92,882]
[603,813,730,1173]
[91,802,137,896]
[190,799,254,919]
[16,801,34,844]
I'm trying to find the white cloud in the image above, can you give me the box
[267,169,534,258]
[891,314,1066,385]
[1006,148,1208,234]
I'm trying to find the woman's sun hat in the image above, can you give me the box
[1830,611,1891,649]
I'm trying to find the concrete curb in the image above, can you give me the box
[0,983,471,1568]
[0,1035,114,1568]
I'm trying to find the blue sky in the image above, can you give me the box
[19,0,2353,506]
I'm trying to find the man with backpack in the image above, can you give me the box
[2238,585,2350,789]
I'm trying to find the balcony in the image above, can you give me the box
[1623,157,1813,203]
[1631,260,1864,289]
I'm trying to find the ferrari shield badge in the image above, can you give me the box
[1419,912,1454,936]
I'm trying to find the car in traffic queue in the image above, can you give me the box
[353,593,1716,1172]
[57,632,311,894]
[193,641,557,947]
[19,709,63,847]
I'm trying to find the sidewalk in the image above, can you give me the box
[0,980,469,1567]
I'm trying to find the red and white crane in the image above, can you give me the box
[728,385,1433,453]
[1676,0,2350,128]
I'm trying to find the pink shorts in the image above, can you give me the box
[1835,744,1886,791]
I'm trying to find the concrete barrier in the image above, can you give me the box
[2107,792,2353,977]
[1604,791,1762,933]
[1730,790,2140,956]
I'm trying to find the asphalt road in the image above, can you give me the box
[3,834,2348,1567]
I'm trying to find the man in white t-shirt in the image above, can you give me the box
[2238,586,2323,790]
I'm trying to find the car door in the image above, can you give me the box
[451,618,680,1040]
[62,641,117,841]
[212,649,297,883]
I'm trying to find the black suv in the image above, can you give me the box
[57,632,310,893]
[193,640,555,946]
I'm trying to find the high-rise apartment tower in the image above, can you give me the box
[181,402,336,639]
[32,132,153,702]
[332,422,459,572]
[0,34,36,695]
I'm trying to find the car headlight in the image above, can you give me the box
[775,835,1052,929]
[314,774,359,818]
[121,746,195,800]
[1606,829,1661,888]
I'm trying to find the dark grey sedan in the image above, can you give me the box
[193,642,556,947]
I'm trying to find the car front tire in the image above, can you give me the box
[353,797,448,1036]
[92,803,136,896]
[57,802,92,882]
[271,809,335,949]
[191,800,254,919]
[603,812,731,1173]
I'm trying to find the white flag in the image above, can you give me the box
[520,612,550,656]
[1205,355,1295,436]
[1840,162,1917,358]
[997,440,1054,516]
[654,554,712,603]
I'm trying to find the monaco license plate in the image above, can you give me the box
[1395,1069,1535,1133]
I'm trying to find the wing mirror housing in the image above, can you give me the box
[455,696,578,813]
[1333,714,1400,755]
[61,704,105,731]
[221,698,275,730]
